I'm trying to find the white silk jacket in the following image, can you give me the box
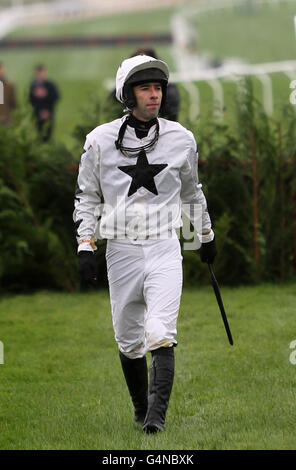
[73,116,214,251]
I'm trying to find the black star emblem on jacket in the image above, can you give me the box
[118,150,168,197]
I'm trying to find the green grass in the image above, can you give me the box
[196,1,296,63]
[1,0,53,7]
[1,283,296,450]
[0,43,174,148]
[1,3,296,148]
[184,72,295,127]
[6,7,174,38]
[1,7,175,148]
[184,1,296,124]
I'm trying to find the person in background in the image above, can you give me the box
[0,62,17,125]
[29,65,59,142]
[106,48,180,122]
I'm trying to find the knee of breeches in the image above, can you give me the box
[118,342,146,360]
[145,317,177,352]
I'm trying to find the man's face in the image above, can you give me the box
[132,82,162,121]
[36,69,47,81]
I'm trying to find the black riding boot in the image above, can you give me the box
[119,351,148,425]
[142,346,175,434]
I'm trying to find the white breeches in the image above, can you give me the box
[106,236,183,359]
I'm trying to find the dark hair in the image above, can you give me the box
[35,64,46,72]
[131,48,158,59]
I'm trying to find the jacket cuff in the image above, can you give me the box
[197,229,214,244]
[77,243,94,253]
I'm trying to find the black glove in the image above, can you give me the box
[78,251,98,290]
[199,236,217,264]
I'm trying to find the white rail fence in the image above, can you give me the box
[1,0,296,119]
[169,60,296,120]
[170,0,296,120]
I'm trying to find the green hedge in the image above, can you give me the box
[194,80,296,285]
[0,106,79,292]
[1,80,296,292]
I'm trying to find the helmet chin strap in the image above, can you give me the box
[115,115,159,158]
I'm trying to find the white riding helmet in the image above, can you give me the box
[115,55,169,110]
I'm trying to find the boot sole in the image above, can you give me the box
[142,422,164,434]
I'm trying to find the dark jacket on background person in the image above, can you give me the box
[160,82,180,122]
[29,78,59,141]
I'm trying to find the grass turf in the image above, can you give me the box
[5,7,174,38]
[0,283,296,450]
[196,1,296,64]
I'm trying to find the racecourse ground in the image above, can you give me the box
[0,283,295,450]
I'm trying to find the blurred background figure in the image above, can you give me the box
[0,62,17,125]
[29,64,59,142]
[106,47,180,122]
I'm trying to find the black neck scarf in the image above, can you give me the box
[115,114,159,158]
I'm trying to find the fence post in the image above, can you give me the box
[0,80,3,105]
